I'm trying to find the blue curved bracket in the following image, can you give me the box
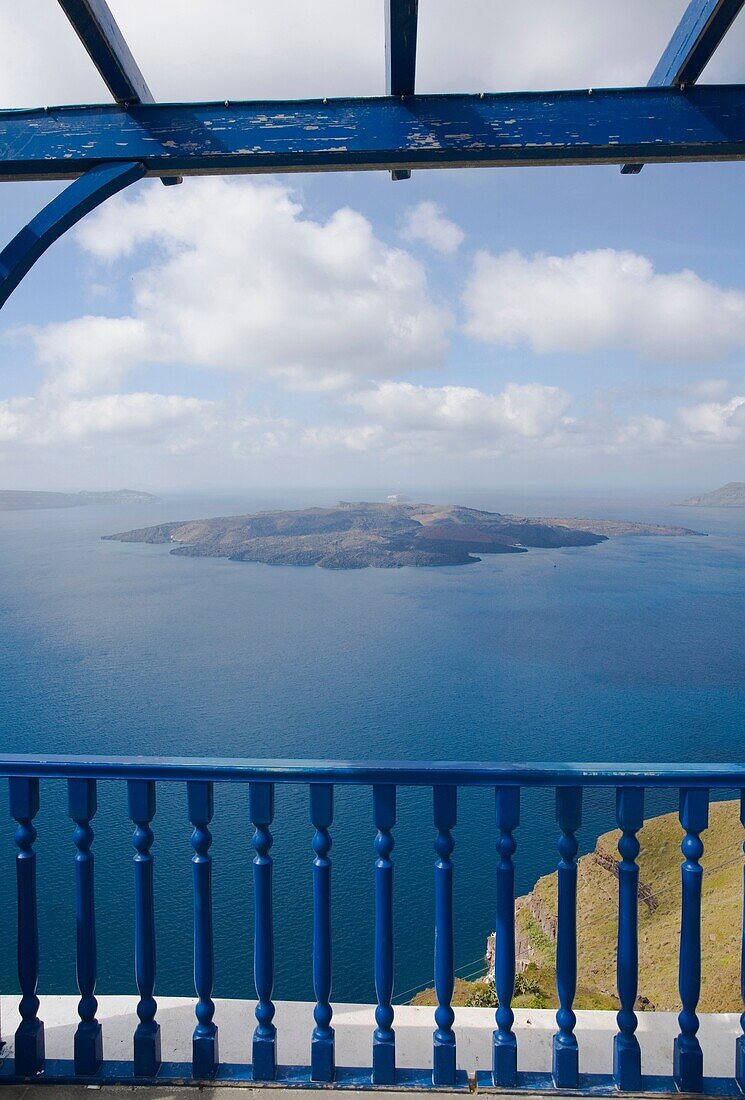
[0,160,146,311]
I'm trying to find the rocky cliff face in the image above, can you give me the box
[486,892,557,978]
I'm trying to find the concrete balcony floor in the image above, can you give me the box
[0,1083,729,1100]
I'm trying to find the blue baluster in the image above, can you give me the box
[493,785,520,1087]
[372,783,396,1085]
[433,785,457,1086]
[613,787,644,1091]
[737,790,745,1092]
[9,777,45,1075]
[553,786,582,1089]
[674,787,708,1093]
[250,782,277,1081]
[128,779,161,1078]
[68,778,103,1075]
[188,781,219,1079]
[310,783,334,1082]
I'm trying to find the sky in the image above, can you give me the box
[1,2,745,495]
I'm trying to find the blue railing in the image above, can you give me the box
[0,755,743,1093]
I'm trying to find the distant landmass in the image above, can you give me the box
[0,489,158,511]
[535,516,703,537]
[677,481,745,507]
[104,501,703,570]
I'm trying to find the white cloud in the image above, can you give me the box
[0,392,214,448]
[613,414,671,448]
[4,369,745,480]
[678,395,745,443]
[464,249,745,361]
[0,397,30,444]
[401,203,464,255]
[343,382,745,457]
[351,381,571,441]
[299,424,387,453]
[31,316,149,397]
[61,178,449,393]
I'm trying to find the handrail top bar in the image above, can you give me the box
[0,755,742,787]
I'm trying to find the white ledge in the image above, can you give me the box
[0,996,740,1078]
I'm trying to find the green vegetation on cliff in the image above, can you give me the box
[412,799,743,1011]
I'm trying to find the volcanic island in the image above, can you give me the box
[104,501,703,570]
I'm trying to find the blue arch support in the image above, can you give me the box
[0,160,145,310]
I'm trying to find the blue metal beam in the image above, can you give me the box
[385,0,418,97]
[56,1,180,185]
[0,161,145,310]
[57,0,154,105]
[650,0,745,86]
[385,0,419,179]
[622,0,745,173]
[2,85,745,182]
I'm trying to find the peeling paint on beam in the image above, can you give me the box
[2,87,745,181]
[56,0,182,185]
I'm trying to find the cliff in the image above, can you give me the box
[414,799,743,1011]
[495,798,743,1012]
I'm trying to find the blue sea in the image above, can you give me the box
[0,489,743,1006]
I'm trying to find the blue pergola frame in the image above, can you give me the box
[0,0,743,310]
[622,0,745,171]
